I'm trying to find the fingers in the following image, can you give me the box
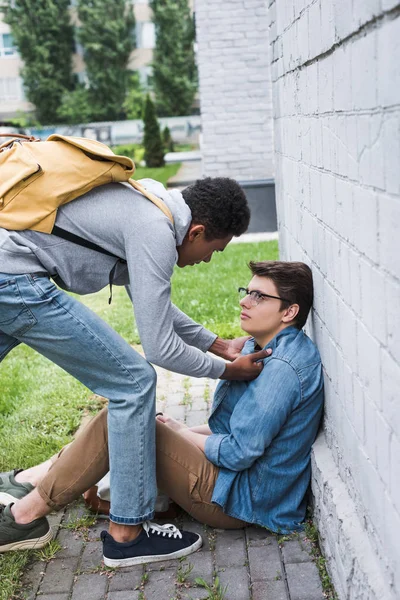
[250,349,272,361]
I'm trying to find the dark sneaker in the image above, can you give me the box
[0,504,53,553]
[0,470,34,505]
[102,521,202,567]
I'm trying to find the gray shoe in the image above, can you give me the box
[0,504,52,552]
[0,470,34,505]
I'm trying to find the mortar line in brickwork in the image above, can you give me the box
[274,105,400,117]
[274,151,399,200]
[272,3,400,83]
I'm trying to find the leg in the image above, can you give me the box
[155,422,246,529]
[0,274,157,529]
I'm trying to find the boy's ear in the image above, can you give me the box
[282,304,300,324]
[187,224,206,241]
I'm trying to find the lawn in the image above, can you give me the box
[0,239,278,599]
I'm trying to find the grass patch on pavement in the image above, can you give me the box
[0,239,277,598]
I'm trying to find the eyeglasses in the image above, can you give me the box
[238,287,291,306]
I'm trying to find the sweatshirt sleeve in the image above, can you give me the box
[170,304,218,351]
[125,217,225,378]
[204,359,300,470]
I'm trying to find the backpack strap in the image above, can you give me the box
[129,179,174,224]
[51,225,126,262]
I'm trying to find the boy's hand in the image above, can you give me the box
[220,349,271,381]
[156,413,188,433]
[209,336,251,361]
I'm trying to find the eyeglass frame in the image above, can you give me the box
[238,287,292,305]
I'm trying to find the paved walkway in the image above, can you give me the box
[21,366,325,600]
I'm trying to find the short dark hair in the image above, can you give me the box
[182,177,250,240]
[249,261,314,329]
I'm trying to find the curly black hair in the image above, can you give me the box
[182,177,250,240]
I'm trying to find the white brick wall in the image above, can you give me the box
[195,0,274,180]
[269,1,400,598]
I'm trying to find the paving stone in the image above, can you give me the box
[164,404,185,420]
[180,587,209,600]
[245,525,275,547]
[70,573,107,600]
[39,557,79,595]
[286,561,325,600]
[248,542,282,581]
[20,559,46,600]
[56,528,84,558]
[87,520,108,540]
[108,566,143,591]
[281,539,314,564]
[181,550,213,585]
[251,579,288,600]
[217,566,251,600]
[80,540,104,571]
[215,529,247,568]
[146,559,180,571]
[108,592,141,600]
[48,510,65,531]
[143,569,176,599]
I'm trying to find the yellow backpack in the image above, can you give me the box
[0,133,174,233]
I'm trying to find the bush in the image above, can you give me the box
[162,126,174,153]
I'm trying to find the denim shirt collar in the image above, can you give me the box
[242,326,299,356]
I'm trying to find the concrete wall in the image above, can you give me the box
[268,1,400,598]
[195,0,274,180]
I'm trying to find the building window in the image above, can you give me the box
[0,77,22,101]
[0,33,17,57]
[136,21,155,49]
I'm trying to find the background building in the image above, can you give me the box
[268,1,400,598]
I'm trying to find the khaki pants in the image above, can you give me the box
[37,408,246,529]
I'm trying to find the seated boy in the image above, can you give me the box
[0,261,323,568]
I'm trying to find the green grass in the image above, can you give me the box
[0,239,278,598]
[133,162,181,186]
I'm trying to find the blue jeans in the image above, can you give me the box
[0,273,157,524]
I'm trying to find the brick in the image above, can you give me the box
[20,559,45,600]
[251,579,287,600]
[352,187,378,263]
[379,192,400,279]
[286,561,324,600]
[40,558,79,595]
[56,528,84,559]
[80,541,104,571]
[281,538,314,563]
[245,525,275,547]
[108,592,141,600]
[377,17,400,107]
[108,567,143,592]
[217,566,251,600]
[248,541,282,581]
[143,569,176,600]
[356,321,381,403]
[215,529,247,567]
[381,348,400,434]
[385,278,400,363]
[37,596,70,600]
[359,258,387,345]
[70,573,107,600]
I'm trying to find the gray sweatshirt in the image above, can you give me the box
[0,180,226,379]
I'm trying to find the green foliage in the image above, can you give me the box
[123,72,146,120]
[143,94,165,167]
[195,576,228,600]
[162,126,175,153]
[77,0,136,121]
[133,162,180,186]
[57,85,93,125]
[2,0,75,124]
[151,0,197,116]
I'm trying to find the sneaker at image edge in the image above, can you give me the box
[0,504,53,553]
[102,521,202,568]
[0,469,34,505]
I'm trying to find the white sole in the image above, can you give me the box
[0,492,19,505]
[0,527,53,553]
[103,534,203,568]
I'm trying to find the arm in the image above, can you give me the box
[126,219,226,378]
[204,360,300,471]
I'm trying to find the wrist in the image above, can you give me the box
[209,337,230,360]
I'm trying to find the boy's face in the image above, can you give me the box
[177,224,232,267]
[239,275,294,341]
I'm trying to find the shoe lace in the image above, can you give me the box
[143,521,182,539]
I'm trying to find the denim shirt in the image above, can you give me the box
[204,326,324,533]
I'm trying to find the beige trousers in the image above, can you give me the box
[37,408,246,529]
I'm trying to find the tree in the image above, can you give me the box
[123,72,146,121]
[143,94,165,168]
[150,0,197,117]
[57,85,94,125]
[162,126,174,153]
[77,0,136,121]
[2,0,75,124]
